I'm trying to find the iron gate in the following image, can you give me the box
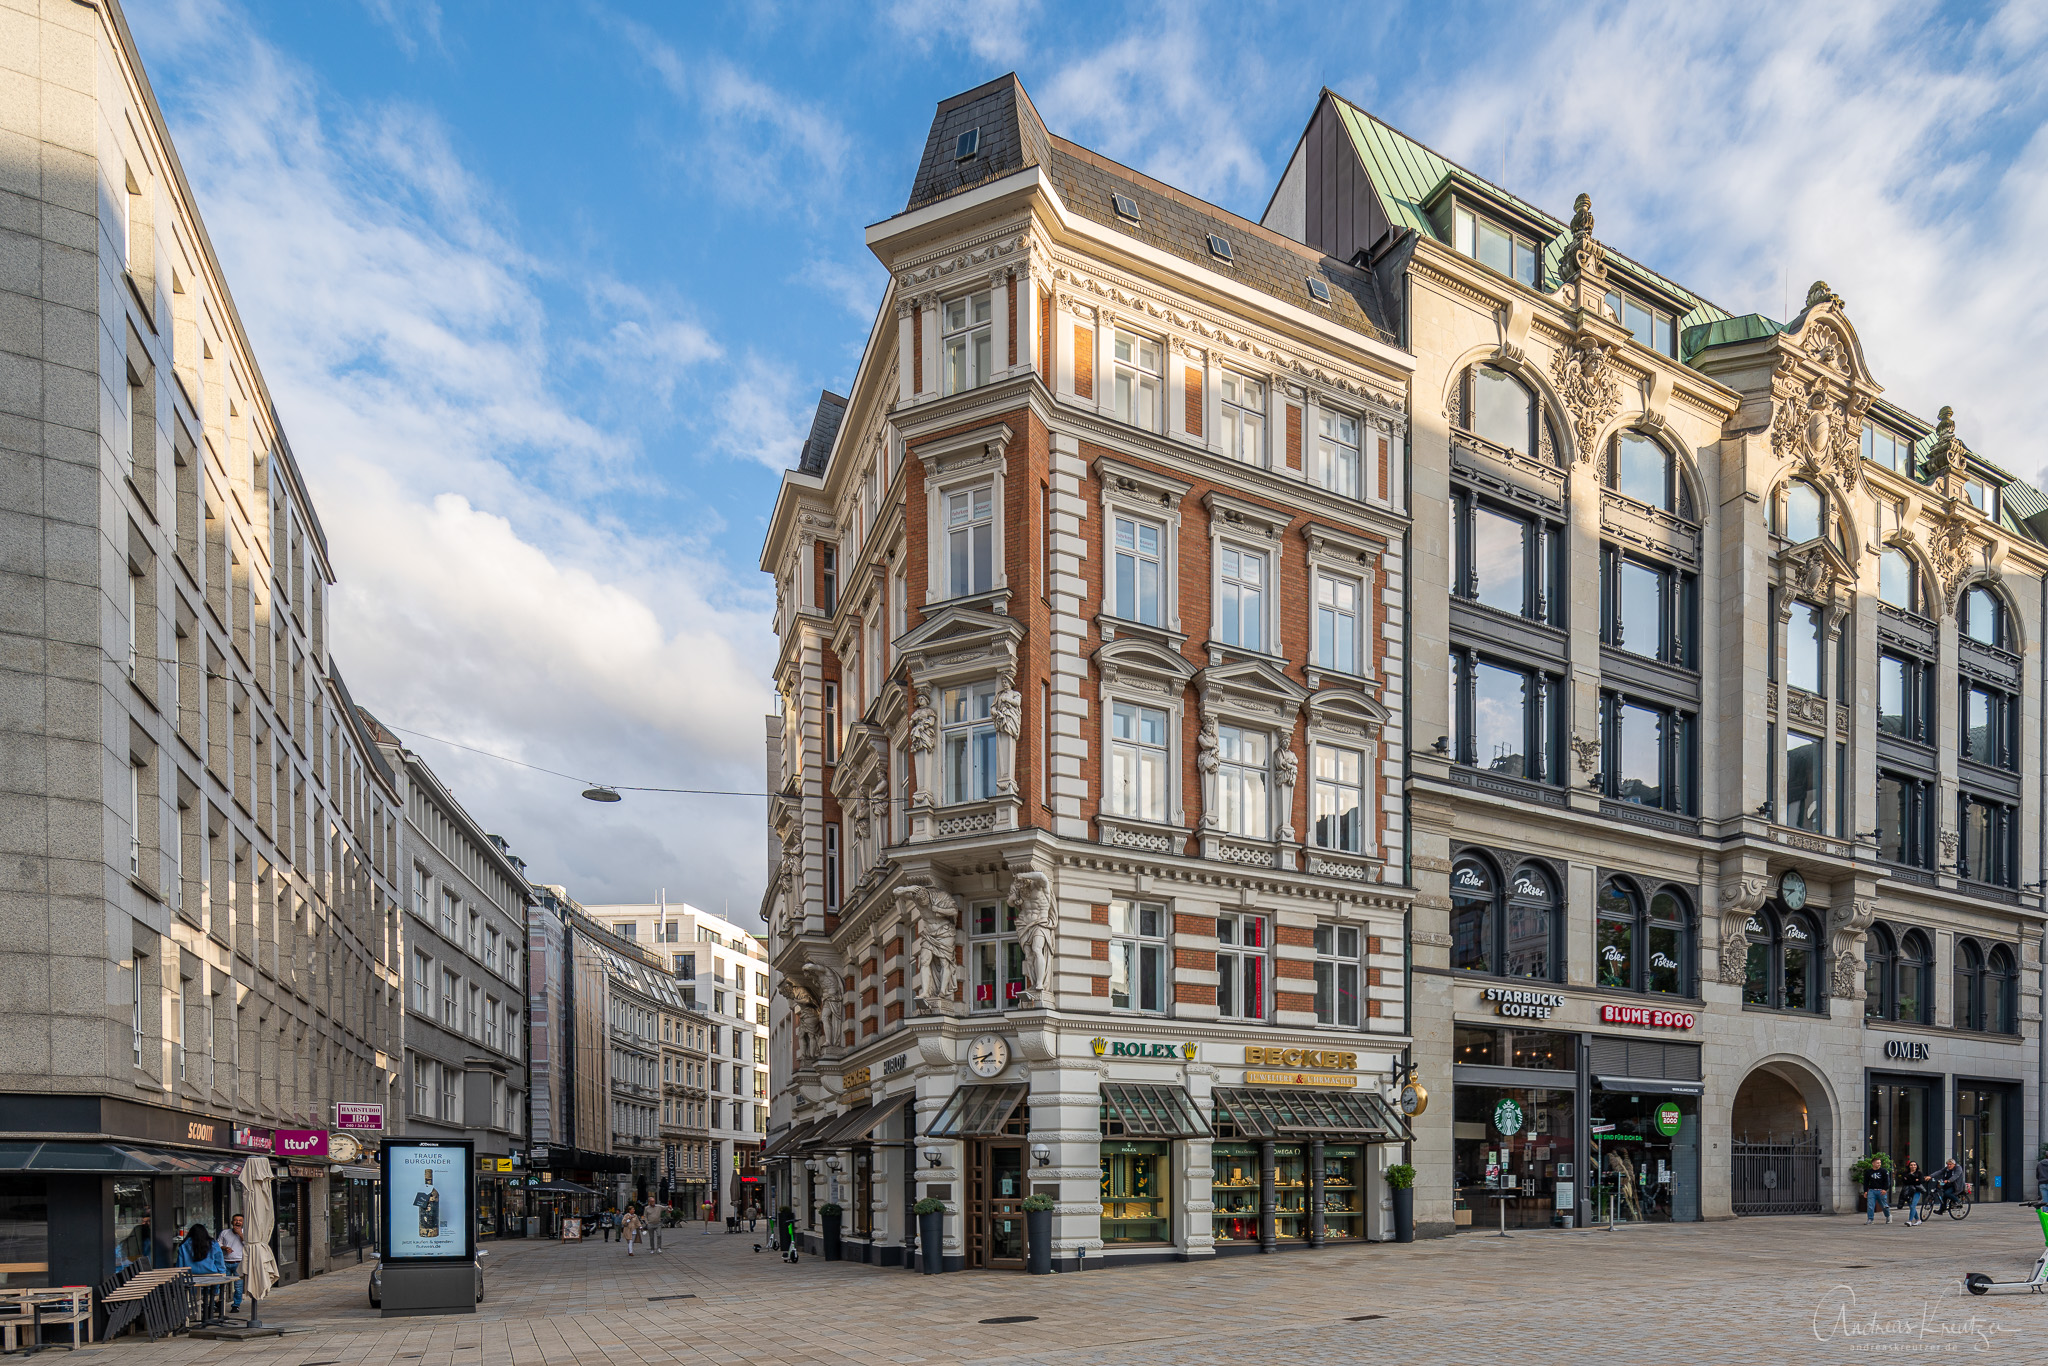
[1731,1132,1823,1215]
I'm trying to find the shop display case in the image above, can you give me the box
[1212,1142,1259,1242]
[1274,1145,1307,1239]
[1320,1145,1362,1238]
[1100,1141,1171,1243]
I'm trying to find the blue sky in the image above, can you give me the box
[126,0,2048,920]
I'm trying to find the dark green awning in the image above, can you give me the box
[1211,1086,1411,1142]
[924,1085,1027,1138]
[1100,1083,1209,1139]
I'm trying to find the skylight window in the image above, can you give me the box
[1113,193,1140,222]
[955,128,980,160]
[1306,277,1332,304]
[1207,234,1234,263]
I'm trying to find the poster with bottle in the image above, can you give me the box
[381,1139,475,1263]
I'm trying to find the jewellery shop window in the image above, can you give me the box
[1212,1143,1258,1243]
[1099,1140,1171,1244]
[1322,1146,1364,1239]
[1275,1145,1309,1239]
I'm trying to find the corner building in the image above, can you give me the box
[1261,91,2044,1231]
[762,76,1418,1272]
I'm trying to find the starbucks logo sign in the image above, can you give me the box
[1493,1097,1525,1136]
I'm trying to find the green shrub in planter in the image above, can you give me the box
[1021,1193,1056,1212]
[820,1203,842,1217]
[913,1196,949,1215]
[1385,1163,1417,1191]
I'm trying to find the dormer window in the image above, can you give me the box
[1602,289,1676,358]
[1112,193,1140,222]
[1451,206,1539,287]
[1862,422,1911,475]
[955,128,980,160]
[1964,477,1999,520]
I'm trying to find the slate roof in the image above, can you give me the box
[901,74,1396,344]
[795,390,848,476]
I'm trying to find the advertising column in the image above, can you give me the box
[378,1140,477,1317]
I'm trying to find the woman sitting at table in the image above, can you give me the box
[175,1223,226,1274]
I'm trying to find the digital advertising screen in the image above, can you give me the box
[381,1139,476,1263]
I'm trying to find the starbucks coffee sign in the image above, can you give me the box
[1482,987,1564,1021]
[1493,1098,1524,1136]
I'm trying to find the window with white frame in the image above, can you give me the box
[1113,329,1163,431]
[412,865,428,918]
[440,969,458,1026]
[441,1065,460,1121]
[1316,409,1362,499]
[411,950,432,1012]
[412,1054,430,1115]
[941,682,998,804]
[1312,745,1365,853]
[943,291,993,394]
[485,996,501,1050]
[484,927,500,974]
[1313,923,1363,1026]
[1220,372,1264,463]
[1108,899,1167,1012]
[968,900,1022,1012]
[946,485,993,598]
[1217,546,1266,649]
[1108,701,1170,822]
[439,889,458,939]
[1112,514,1164,625]
[1215,911,1267,1021]
[822,682,838,764]
[1314,572,1360,674]
[1215,725,1270,839]
[467,983,481,1038]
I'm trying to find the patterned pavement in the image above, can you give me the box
[64,1206,2048,1364]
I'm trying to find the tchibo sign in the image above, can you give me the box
[1598,1004,1697,1031]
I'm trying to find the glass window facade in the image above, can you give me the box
[1212,1143,1258,1244]
[1589,1091,1698,1224]
[1452,1085,1576,1230]
[1099,1141,1170,1243]
[0,1177,48,1286]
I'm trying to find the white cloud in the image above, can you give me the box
[885,0,1042,64]
[715,362,819,474]
[128,3,775,918]
[793,256,885,321]
[360,0,444,60]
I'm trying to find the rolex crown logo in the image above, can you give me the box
[1182,1042,1198,1060]
[1090,1037,1107,1056]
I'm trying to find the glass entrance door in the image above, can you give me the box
[1956,1087,2007,1203]
[968,1142,1027,1268]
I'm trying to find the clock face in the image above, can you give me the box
[1780,870,1807,910]
[967,1033,1009,1077]
[1399,1082,1427,1117]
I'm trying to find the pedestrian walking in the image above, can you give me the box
[623,1206,641,1256]
[219,1214,247,1312]
[601,1207,616,1243]
[1900,1159,1926,1225]
[1864,1155,1892,1224]
[646,1204,663,1254]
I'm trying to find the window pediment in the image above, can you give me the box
[1202,489,1290,539]
[895,602,1024,687]
[1195,656,1308,727]
[1776,538,1856,611]
[1300,521,1382,571]
[1094,635,1195,691]
[911,421,1013,479]
[1095,453,1192,507]
[1306,686,1386,741]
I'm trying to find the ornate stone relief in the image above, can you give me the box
[893,233,1029,290]
[1716,876,1770,985]
[895,880,963,1014]
[1569,734,1601,775]
[1550,337,1621,462]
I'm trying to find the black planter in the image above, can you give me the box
[919,1211,946,1273]
[1026,1209,1052,1275]
[822,1210,842,1261]
[1391,1186,1414,1243]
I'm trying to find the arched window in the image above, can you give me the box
[1960,585,2008,649]
[1596,878,1639,989]
[1863,924,1895,1019]
[1877,549,1920,613]
[1449,858,1496,976]
[1467,365,1536,458]
[1744,906,1822,1012]
[1646,889,1690,995]
[1608,431,1693,518]
[1502,864,1558,980]
[1953,938,1984,1031]
[1779,481,1824,543]
[1897,929,1931,1024]
[1986,945,2018,1034]
[1600,878,1692,995]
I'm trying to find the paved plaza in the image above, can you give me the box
[66,1206,2048,1365]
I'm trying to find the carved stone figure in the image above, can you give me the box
[896,882,961,1009]
[1011,870,1058,1004]
[908,688,939,753]
[1558,191,1608,297]
[811,962,846,1047]
[778,975,823,1065]
[1274,742,1300,842]
[773,851,800,942]
[990,675,1023,738]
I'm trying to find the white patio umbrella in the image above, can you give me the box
[237,1157,280,1327]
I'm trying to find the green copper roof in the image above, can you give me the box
[1681,313,1784,361]
[1328,93,1728,340]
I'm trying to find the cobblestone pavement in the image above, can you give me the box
[72,1207,2048,1365]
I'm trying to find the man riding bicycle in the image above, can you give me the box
[1932,1158,1969,1216]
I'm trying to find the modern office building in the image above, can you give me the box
[0,0,406,1288]
[760,75,1418,1271]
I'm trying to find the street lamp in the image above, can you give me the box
[1030,1143,1050,1168]
[582,785,622,803]
[922,1144,943,1169]
[825,1153,842,1203]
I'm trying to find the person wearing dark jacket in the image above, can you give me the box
[1899,1159,1928,1225]
[1864,1155,1892,1224]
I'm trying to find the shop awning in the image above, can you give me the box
[531,1180,598,1194]
[0,1142,246,1174]
[1594,1075,1705,1096]
[807,1092,913,1150]
[759,1119,818,1161]
[1211,1087,1413,1142]
[1100,1083,1210,1139]
[924,1084,1028,1138]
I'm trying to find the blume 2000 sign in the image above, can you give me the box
[1598,1004,1695,1030]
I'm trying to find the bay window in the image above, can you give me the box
[1108,899,1166,1012]
[1452,206,1539,288]
[969,901,1023,1013]
[1316,408,1361,499]
[1214,725,1270,839]
[1312,923,1363,1027]
[943,291,993,394]
[1311,744,1365,853]
[1216,546,1266,649]
[1108,701,1170,822]
[1601,290,1677,358]
[941,682,998,804]
[1113,329,1163,431]
[1450,652,1561,783]
[1313,572,1360,674]
[1220,372,1263,464]
[1112,515,1164,625]
[945,485,993,598]
[1215,911,1267,1021]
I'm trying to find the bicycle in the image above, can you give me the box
[1931,1185,1973,1220]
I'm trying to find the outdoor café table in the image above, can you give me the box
[185,1275,238,1330]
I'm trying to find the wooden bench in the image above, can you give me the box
[0,1288,92,1353]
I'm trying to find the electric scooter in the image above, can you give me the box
[1963,1202,2048,1296]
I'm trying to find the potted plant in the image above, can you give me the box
[1022,1193,1055,1275]
[820,1202,843,1261]
[914,1197,948,1274]
[1385,1163,1416,1243]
